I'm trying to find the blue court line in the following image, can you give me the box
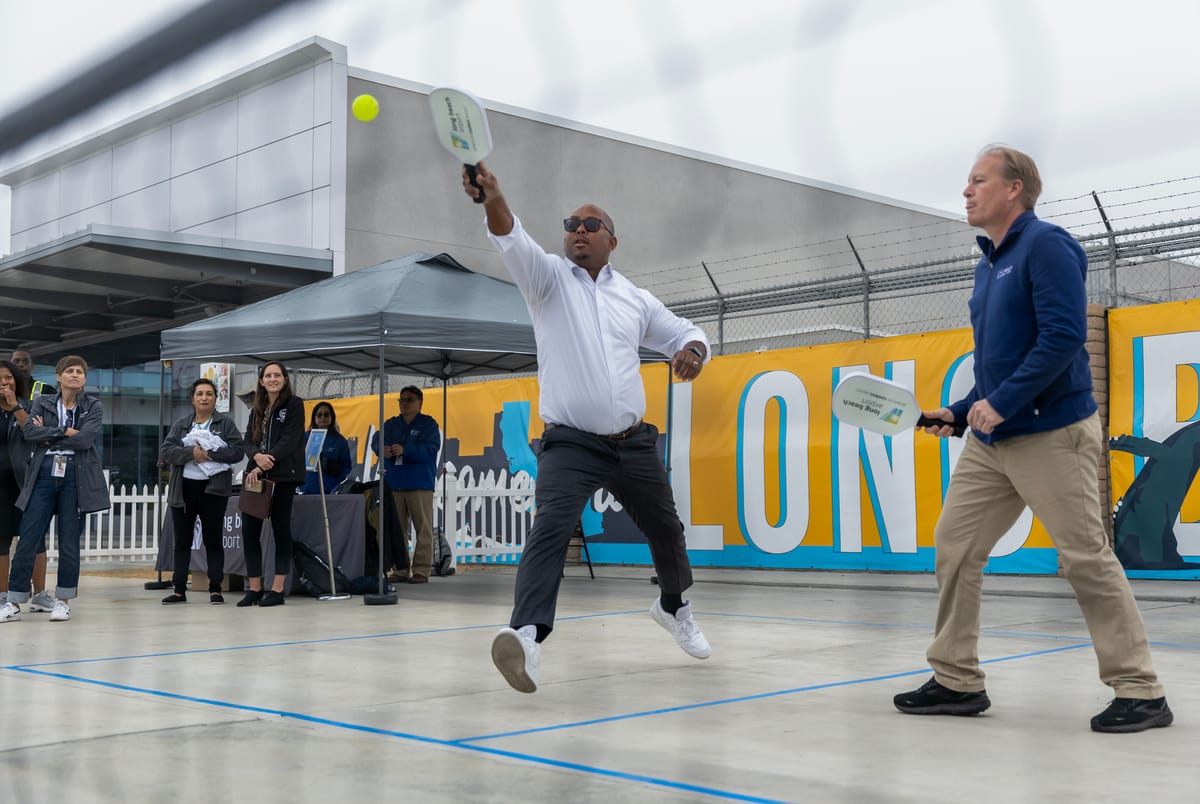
[456,643,1093,743]
[5,609,645,670]
[9,612,1190,672]
[7,665,786,804]
[2,603,1184,801]
[696,611,1200,649]
[693,612,1192,650]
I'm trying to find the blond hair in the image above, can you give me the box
[980,144,1042,209]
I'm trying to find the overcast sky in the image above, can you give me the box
[2,0,1198,249]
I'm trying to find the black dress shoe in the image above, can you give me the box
[161,593,187,605]
[236,590,262,607]
[894,676,991,716]
[1091,697,1173,733]
[259,590,286,607]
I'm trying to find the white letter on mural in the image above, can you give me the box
[669,381,724,550]
[833,362,918,553]
[1138,331,1200,553]
[738,371,810,554]
[940,355,1033,557]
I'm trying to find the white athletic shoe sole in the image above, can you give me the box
[491,628,538,693]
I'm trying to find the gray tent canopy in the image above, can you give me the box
[158,251,539,603]
[158,252,538,377]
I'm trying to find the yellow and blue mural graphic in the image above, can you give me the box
[315,303,1200,578]
[1109,299,1200,579]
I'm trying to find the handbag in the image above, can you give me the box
[237,476,275,519]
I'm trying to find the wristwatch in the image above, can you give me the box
[686,346,705,360]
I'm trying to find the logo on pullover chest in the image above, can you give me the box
[996,265,1014,279]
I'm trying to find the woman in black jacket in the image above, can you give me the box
[238,362,305,607]
[159,378,244,605]
[0,360,32,607]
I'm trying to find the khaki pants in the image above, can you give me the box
[928,413,1163,699]
[391,489,434,578]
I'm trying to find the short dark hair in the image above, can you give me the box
[56,355,88,375]
[400,385,423,402]
[191,377,217,395]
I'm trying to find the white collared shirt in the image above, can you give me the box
[489,215,709,435]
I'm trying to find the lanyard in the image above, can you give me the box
[57,399,77,429]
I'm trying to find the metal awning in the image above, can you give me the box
[0,223,333,366]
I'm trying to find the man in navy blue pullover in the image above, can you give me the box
[893,145,1171,734]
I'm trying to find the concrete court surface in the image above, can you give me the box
[0,564,1196,804]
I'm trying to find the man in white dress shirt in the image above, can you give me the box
[464,161,712,693]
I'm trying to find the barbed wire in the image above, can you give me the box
[646,174,1200,290]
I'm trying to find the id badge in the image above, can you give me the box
[52,455,68,478]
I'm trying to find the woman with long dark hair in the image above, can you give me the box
[238,362,305,607]
[159,378,244,605]
[0,360,32,607]
[300,401,352,495]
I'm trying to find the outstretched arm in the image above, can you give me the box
[463,161,513,236]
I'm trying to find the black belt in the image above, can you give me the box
[546,421,643,441]
[605,421,643,440]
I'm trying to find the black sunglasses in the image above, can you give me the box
[562,216,613,236]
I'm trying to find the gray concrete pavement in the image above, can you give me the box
[1,564,1196,803]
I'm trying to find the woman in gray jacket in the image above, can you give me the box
[0,355,109,624]
[159,378,244,605]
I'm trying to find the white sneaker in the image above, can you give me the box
[29,591,55,612]
[491,625,540,693]
[650,599,711,659]
[0,601,20,622]
[49,600,70,622]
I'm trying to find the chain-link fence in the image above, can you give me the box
[648,175,1200,354]
[286,369,453,403]
[283,175,1200,394]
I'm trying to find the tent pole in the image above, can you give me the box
[365,344,397,605]
[442,374,448,570]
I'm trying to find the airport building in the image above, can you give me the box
[0,37,958,486]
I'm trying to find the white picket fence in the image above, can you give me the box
[42,484,166,564]
[440,467,535,565]
[42,468,536,566]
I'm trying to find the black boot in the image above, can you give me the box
[259,590,286,607]
[236,590,263,607]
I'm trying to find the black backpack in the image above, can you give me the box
[292,541,352,597]
[432,525,456,577]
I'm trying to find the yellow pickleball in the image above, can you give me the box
[352,94,379,122]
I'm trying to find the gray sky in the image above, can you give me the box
[2,0,1199,250]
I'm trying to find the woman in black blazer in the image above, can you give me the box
[238,362,305,607]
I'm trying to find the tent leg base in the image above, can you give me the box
[363,592,399,606]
